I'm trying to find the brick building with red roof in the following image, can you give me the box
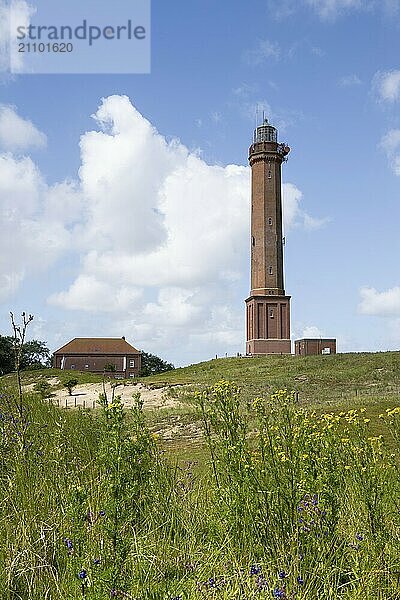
[53,337,141,378]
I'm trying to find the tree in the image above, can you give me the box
[139,352,174,377]
[21,340,52,369]
[63,378,78,396]
[0,335,51,375]
[0,335,15,376]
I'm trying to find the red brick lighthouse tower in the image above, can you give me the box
[245,118,291,355]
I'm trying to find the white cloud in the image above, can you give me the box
[283,183,329,231]
[233,84,257,98]
[268,0,395,19]
[243,40,280,66]
[1,96,324,362]
[50,275,143,313]
[302,325,324,338]
[380,129,400,175]
[0,105,47,151]
[0,1,34,73]
[0,153,81,302]
[359,286,400,317]
[374,70,400,102]
[305,0,367,19]
[339,74,363,87]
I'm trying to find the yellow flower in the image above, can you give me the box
[344,465,351,471]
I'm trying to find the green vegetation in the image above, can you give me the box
[0,335,51,375]
[0,352,399,598]
[139,352,400,406]
[140,351,174,377]
[63,377,79,396]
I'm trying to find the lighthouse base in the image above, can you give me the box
[245,295,291,355]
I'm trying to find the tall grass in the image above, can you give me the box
[0,380,399,599]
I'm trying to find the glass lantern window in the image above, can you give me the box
[255,125,277,143]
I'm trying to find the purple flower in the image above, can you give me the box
[273,588,286,599]
[278,571,287,579]
[250,564,262,575]
[63,538,74,555]
[99,510,106,517]
[94,558,101,565]
[256,574,268,590]
[297,575,304,585]
[78,569,87,579]
[355,532,364,541]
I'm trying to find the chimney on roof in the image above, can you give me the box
[122,336,126,340]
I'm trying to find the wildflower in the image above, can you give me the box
[255,574,268,590]
[94,558,101,565]
[171,596,182,600]
[250,564,262,575]
[99,510,106,517]
[273,588,286,598]
[78,569,87,579]
[349,542,360,550]
[278,571,287,579]
[64,538,74,555]
[297,576,304,585]
[86,511,95,524]
[355,533,364,541]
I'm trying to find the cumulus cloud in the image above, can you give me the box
[359,286,400,317]
[374,70,400,102]
[1,95,324,361]
[380,129,400,175]
[50,275,143,313]
[283,183,329,231]
[0,153,82,302]
[0,105,47,151]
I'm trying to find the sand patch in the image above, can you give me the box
[50,381,182,410]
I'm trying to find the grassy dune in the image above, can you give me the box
[0,352,399,598]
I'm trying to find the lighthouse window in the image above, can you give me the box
[268,171,272,179]
[270,310,274,318]
[269,266,273,275]
[268,217,273,225]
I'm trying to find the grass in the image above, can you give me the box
[0,352,400,598]
[139,351,400,401]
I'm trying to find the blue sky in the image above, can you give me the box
[1,0,400,365]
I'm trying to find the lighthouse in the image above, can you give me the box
[245,118,291,355]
